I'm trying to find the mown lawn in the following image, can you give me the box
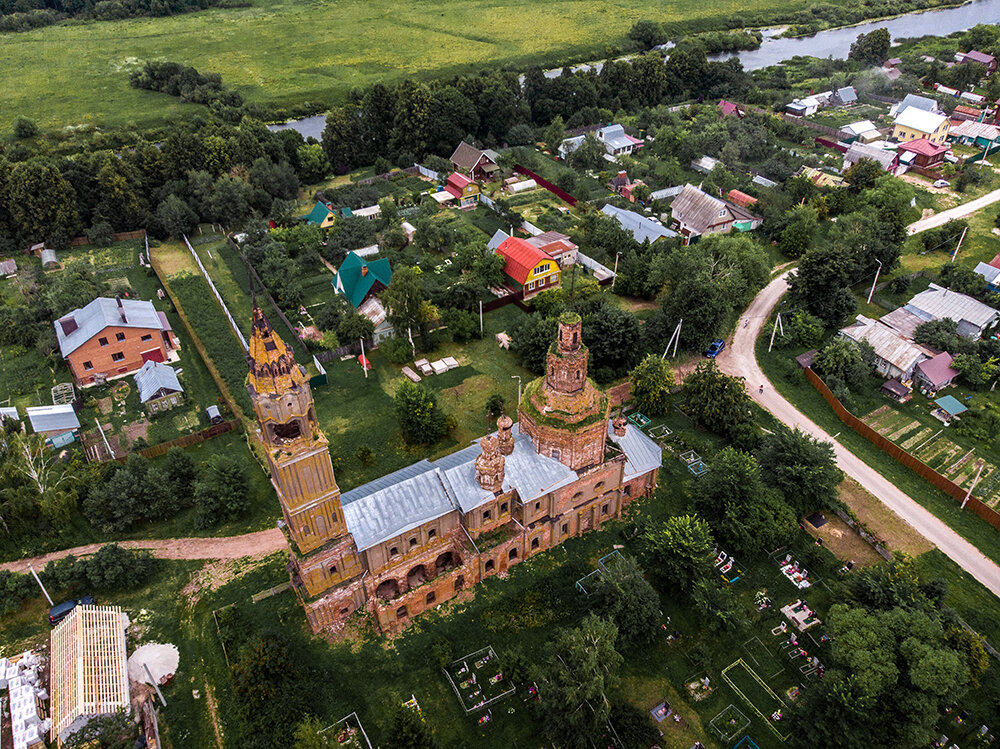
[0,0,831,133]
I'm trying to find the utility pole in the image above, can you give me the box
[662,319,683,359]
[511,375,522,406]
[768,313,783,353]
[27,563,53,606]
[610,252,620,290]
[867,259,883,304]
[961,461,985,510]
[479,300,483,335]
[359,338,368,379]
[952,226,968,263]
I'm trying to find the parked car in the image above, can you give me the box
[48,596,95,626]
[933,179,951,188]
[705,339,726,358]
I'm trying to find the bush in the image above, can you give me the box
[393,381,448,444]
[380,336,413,365]
[0,570,36,616]
[41,545,160,593]
[194,455,250,528]
[12,116,38,139]
[87,222,115,246]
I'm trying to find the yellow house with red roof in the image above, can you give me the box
[495,237,560,299]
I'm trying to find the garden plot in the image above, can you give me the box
[721,659,789,740]
[887,419,922,442]
[900,427,935,450]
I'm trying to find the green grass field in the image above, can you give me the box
[2,0,831,133]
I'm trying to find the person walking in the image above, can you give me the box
[759,384,764,395]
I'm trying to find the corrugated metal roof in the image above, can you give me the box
[839,318,928,374]
[894,106,947,134]
[134,360,183,403]
[671,184,731,235]
[602,204,677,243]
[487,229,510,251]
[843,142,897,171]
[975,262,1000,286]
[905,283,999,336]
[26,404,79,433]
[915,352,960,388]
[55,298,167,357]
[0,406,19,421]
[608,422,663,481]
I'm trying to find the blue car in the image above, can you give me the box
[705,339,726,358]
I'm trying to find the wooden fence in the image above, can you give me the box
[130,420,237,459]
[68,229,147,247]
[804,367,1000,531]
[512,165,578,207]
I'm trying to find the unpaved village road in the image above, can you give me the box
[0,528,285,573]
[715,271,1000,597]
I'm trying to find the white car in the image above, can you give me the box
[933,179,951,188]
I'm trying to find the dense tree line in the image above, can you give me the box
[0,0,238,32]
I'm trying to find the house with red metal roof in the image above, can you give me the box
[444,172,480,208]
[526,231,579,267]
[898,138,949,169]
[718,100,745,119]
[726,189,758,209]
[494,237,560,299]
[914,352,961,394]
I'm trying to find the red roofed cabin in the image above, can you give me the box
[727,189,758,209]
[495,237,560,300]
[718,100,745,119]
[898,138,949,169]
[444,172,480,208]
[960,50,997,74]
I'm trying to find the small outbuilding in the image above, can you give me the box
[933,394,968,424]
[881,379,911,403]
[134,359,184,413]
[913,352,960,394]
[25,404,80,443]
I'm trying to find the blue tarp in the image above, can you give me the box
[935,394,968,416]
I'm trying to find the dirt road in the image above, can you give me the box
[907,187,1000,235]
[715,271,1000,597]
[0,528,285,573]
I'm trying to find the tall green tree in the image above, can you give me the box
[629,354,674,416]
[5,160,80,245]
[757,428,843,515]
[693,447,797,554]
[393,382,448,444]
[383,703,439,749]
[382,267,427,336]
[589,556,661,650]
[534,614,624,749]
[641,513,716,593]
[848,28,891,65]
[683,362,753,435]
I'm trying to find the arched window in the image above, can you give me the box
[531,537,540,550]
[485,559,495,573]
[508,548,518,560]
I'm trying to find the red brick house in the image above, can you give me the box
[898,138,949,169]
[54,297,179,386]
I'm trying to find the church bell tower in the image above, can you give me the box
[246,306,347,554]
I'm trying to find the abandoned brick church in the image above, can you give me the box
[246,307,662,635]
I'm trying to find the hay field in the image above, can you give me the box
[2,0,809,132]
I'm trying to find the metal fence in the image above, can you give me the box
[805,367,1000,531]
[512,165,578,206]
[416,164,440,181]
[182,234,248,351]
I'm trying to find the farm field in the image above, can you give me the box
[3,0,844,133]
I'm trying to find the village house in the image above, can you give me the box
[842,141,900,174]
[559,124,643,159]
[134,359,184,413]
[959,49,997,74]
[352,204,382,221]
[718,99,745,118]
[892,106,950,145]
[838,316,932,382]
[897,138,949,170]
[831,86,858,106]
[609,171,644,202]
[443,172,481,208]
[54,296,179,386]
[304,201,337,228]
[951,104,985,122]
[670,184,761,243]
[601,204,677,244]
[449,142,500,180]
[890,93,942,118]
[785,96,821,117]
[494,236,560,299]
[901,283,999,339]
[974,253,1000,290]
[913,352,961,394]
[525,231,579,267]
[840,120,882,143]
[949,120,1000,148]
[332,251,394,343]
[246,307,662,635]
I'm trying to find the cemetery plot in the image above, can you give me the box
[710,704,751,743]
[721,659,789,740]
[443,646,515,714]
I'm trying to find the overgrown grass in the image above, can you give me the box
[0,0,863,133]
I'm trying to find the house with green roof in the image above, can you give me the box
[333,252,394,343]
[305,201,337,228]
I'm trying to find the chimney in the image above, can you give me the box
[618,170,627,179]
[115,295,127,323]
[613,414,628,437]
[361,266,368,277]
[59,316,78,336]
[497,414,514,456]
[475,435,505,493]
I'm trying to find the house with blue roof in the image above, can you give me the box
[134,360,184,413]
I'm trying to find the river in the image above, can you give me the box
[270,1,1000,140]
[712,0,1000,70]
